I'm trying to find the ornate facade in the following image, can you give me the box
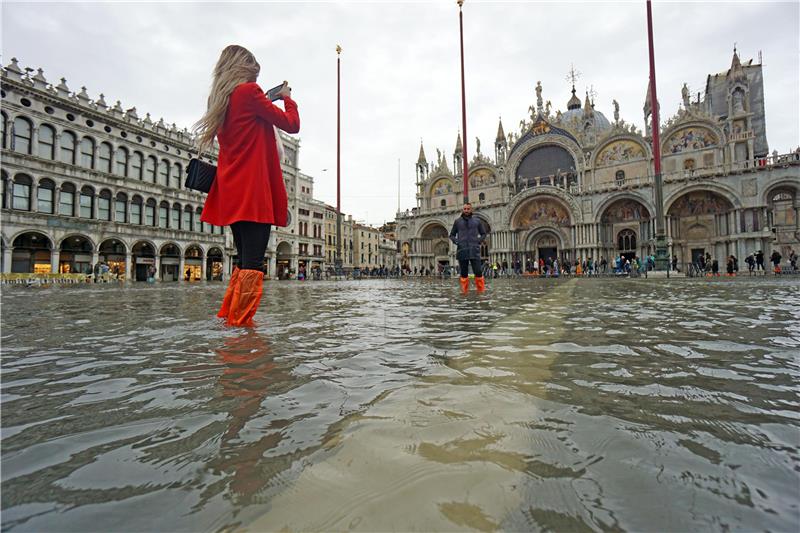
[396,51,799,271]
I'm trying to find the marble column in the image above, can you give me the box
[3,247,12,273]
[126,253,134,281]
[50,250,60,273]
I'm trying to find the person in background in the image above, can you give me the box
[449,202,487,293]
[194,45,299,327]
[770,250,782,274]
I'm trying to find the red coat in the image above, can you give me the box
[201,82,300,227]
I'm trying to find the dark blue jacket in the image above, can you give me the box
[450,214,487,260]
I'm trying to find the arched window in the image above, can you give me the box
[159,201,169,228]
[80,137,95,168]
[98,142,113,173]
[130,151,143,180]
[12,174,32,210]
[145,156,157,182]
[440,199,446,207]
[618,229,636,252]
[98,189,112,221]
[171,202,181,229]
[38,124,55,159]
[183,205,193,232]
[172,162,182,189]
[770,191,796,227]
[60,131,76,164]
[37,178,55,213]
[130,195,143,225]
[79,185,94,218]
[59,182,76,216]
[1,112,7,149]
[615,170,625,185]
[145,198,157,226]
[13,117,32,154]
[159,159,170,187]
[478,192,485,204]
[115,192,128,223]
[115,147,128,176]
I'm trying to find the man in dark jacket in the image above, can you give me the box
[450,202,487,292]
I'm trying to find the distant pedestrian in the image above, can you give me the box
[770,250,782,274]
[449,202,487,293]
[755,250,765,271]
[790,249,797,271]
[745,253,755,275]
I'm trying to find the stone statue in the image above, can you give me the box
[613,99,620,123]
[436,148,442,164]
[545,100,551,116]
[535,81,543,112]
[733,89,745,114]
[681,83,690,108]
[475,137,481,154]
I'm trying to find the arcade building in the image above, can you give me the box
[396,50,799,272]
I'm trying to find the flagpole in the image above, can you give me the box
[335,44,343,277]
[646,0,668,271]
[458,0,469,202]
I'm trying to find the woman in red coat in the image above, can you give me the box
[194,45,300,327]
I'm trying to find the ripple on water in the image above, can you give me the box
[1,278,799,532]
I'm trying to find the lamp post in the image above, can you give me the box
[646,0,668,271]
[457,0,469,202]
[335,44,343,277]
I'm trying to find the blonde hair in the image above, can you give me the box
[193,45,260,153]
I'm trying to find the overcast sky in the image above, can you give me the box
[3,1,798,226]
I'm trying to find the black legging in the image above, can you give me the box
[231,221,271,271]
[458,258,483,278]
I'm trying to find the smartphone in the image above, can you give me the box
[266,81,288,101]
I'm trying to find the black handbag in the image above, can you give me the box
[185,158,217,193]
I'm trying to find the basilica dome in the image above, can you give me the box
[557,87,612,133]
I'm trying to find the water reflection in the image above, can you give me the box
[1,278,799,532]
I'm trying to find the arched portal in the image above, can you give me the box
[206,247,224,281]
[98,238,127,277]
[59,234,93,274]
[184,245,204,281]
[12,232,52,273]
[599,198,652,261]
[160,243,181,281]
[132,241,156,281]
[667,189,734,265]
[511,195,573,267]
[419,222,451,272]
[276,241,292,279]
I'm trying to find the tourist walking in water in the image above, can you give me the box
[770,250,782,274]
[449,202,487,293]
[195,45,300,327]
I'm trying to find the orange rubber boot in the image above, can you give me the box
[460,277,469,293]
[475,276,486,292]
[226,269,264,327]
[216,267,240,318]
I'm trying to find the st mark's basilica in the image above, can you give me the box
[396,50,800,271]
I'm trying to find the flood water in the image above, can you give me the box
[1,277,799,532]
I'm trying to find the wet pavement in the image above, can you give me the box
[1,277,799,532]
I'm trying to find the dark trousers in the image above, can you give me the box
[458,258,482,278]
[231,221,271,271]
